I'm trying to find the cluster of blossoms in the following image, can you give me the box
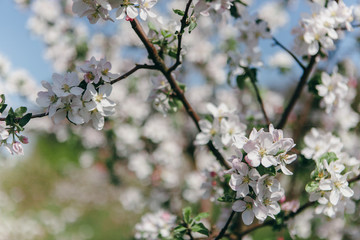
[229,12,271,69]
[302,128,359,218]
[37,57,118,130]
[147,76,173,116]
[195,103,246,149]
[0,121,28,156]
[316,70,349,114]
[227,124,297,225]
[72,0,157,24]
[293,0,354,56]
[194,0,232,16]
[134,210,176,240]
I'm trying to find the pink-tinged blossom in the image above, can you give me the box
[0,122,9,141]
[18,136,29,144]
[80,83,115,130]
[116,0,139,20]
[194,119,222,149]
[319,171,353,205]
[52,72,83,98]
[281,200,300,213]
[229,162,260,198]
[243,131,279,167]
[72,0,112,24]
[138,0,157,21]
[134,210,176,239]
[11,141,24,155]
[36,81,62,116]
[96,58,119,83]
[316,71,349,114]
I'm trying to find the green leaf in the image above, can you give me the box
[256,165,277,176]
[148,21,158,34]
[168,49,178,59]
[217,191,236,203]
[178,82,187,92]
[305,181,319,193]
[14,106,27,118]
[19,113,32,127]
[161,30,172,38]
[173,225,187,234]
[236,74,248,89]
[0,104,7,114]
[191,223,209,236]
[193,212,209,222]
[319,152,338,164]
[308,72,322,95]
[188,21,197,33]
[173,9,184,16]
[182,207,192,224]
[5,108,15,125]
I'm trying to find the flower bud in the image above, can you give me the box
[12,141,24,155]
[19,136,29,144]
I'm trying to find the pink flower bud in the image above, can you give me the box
[19,136,29,144]
[281,200,300,213]
[12,141,24,155]
[125,16,134,21]
[210,171,217,178]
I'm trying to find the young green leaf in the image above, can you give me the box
[182,207,192,224]
[173,9,184,16]
[19,113,32,127]
[191,223,209,236]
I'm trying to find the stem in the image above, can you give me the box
[272,37,305,70]
[168,0,193,73]
[244,68,270,125]
[215,211,236,240]
[110,64,157,84]
[130,19,229,168]
[0,112,48,121]
[276,54,317,129]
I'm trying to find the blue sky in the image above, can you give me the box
[0,0,52,82]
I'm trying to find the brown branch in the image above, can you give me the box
[130,18,230,169]
[215,211,236,240]
[110,64,157,84]
[276,54,318,129]
[168,0,193,73]
[0,112,48,121]
[244,68,270,125]
[272,37,305,70]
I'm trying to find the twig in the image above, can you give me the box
[110,64,157,84]
[215,211,236,240]
[272,37,305,70]
[129,18,230,169]
[0,112,48,121]
[276,54,317,129]
[244,68,270,125]
[168,0,193,73]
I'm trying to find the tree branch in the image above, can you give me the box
[272,37,305,70]
[215,211,236,240]
[130,18,230,169]
[168,0,193,73]
[0,112,48,121]
[244,68,270,125]
[276,54,318,129]
[110,64,157,84]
